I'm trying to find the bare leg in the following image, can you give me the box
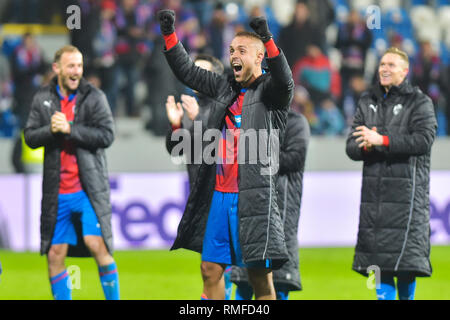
[83,235,114,266]
[201,261,226,300]
[248,268,276,300]
[47,243,69,277]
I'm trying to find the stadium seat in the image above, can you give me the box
[335,1,350,25]
[374,37,388,56]
[437,0,450,7]
[349,0,374,12]
[438,6,450,30]
[411,0,427,6]
[379,0,401,12]
[416,25,441,44]
[402,37,418,56]
[439,41,450,65]
[410,5,436,30]
[385,8,414,39]
[443,27,450,49]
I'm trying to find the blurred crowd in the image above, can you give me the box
[1,0,450,140]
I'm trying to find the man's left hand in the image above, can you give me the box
[51,111,71,134]
[249,16,272,43]
[353,126,383,148]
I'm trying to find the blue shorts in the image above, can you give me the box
[51,190,102,246]
[202,191,271,269]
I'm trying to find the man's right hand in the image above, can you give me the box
[166,95,183,127]
[51,112,71,134]
[180,94,199,121]
[157,9,176,35]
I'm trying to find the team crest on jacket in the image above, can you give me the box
[393,104,403,115]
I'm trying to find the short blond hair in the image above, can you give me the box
[382,47,409,67]
[234,31,265,54]
[53,45,81,63]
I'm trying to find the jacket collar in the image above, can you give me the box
[50,76,91,98]
[371,78,414,101]
[231,71,270,92]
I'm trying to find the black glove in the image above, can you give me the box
[157,9,176,35]
[249,16,272,43]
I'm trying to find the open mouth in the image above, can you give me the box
[232,60,243,74]
[68,77,79,85]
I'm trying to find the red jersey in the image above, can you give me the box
[215,90,246,193]
[57,85,82,194]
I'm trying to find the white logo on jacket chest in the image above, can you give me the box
[393,104,403,115]
[43,100,52,108]
[369,104,377,112]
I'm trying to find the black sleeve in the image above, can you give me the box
[265,49,295,110]
[165,126,187,156]
[24,92,57,149]
[279,114,310,175]
[164,42,228,98]
[346,99,366,161]
[69,92,115,149]
[385,93,437,156]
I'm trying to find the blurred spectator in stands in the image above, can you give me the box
[0,44,16,138]
[7,0,40,23]
[342,73,367,128]
[292,44,344,136]
[185,0,213,29]
[292,85,319,132]
[305,0,334,44]
[115,0,151,117]
[292,44,340,106]
[278,0,324,68]
[208,2,228,61]
[243,2,281,41]
[335,9,372,104]
[92,0,118,115]
[292,84,344,136]
[315,98,345,136]
[162,0,207,55]
[10,33,47,173]
[70,0,101,70]
[144,36,185,136]
[207,2,244,65]
[10,33,47,129]
[85,70,102,89]
[412,40,448,136]
[144,0,206,135]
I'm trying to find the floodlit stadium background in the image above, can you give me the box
[0,0,449,299]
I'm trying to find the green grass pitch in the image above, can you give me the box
[0,246,449,300]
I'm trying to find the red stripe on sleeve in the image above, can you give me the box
[264,39,279,58]
[382,135,389,147]
[163,32,178,50]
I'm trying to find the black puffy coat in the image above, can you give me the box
[24,77,115,257]
[231,111,310,291]
[346,80,437,277]
[164,42,294,269]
